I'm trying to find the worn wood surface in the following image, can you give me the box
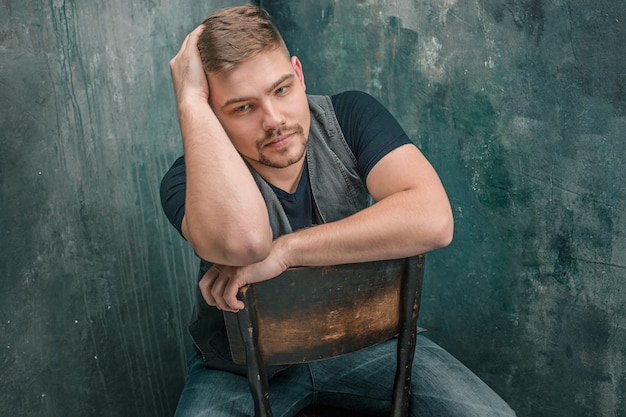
[224,258,413,365]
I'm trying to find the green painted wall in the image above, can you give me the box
[1,0,625,416]
[263,1,626,416]
[0,0,245,415]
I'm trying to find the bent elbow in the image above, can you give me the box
[221,232,272,265]
[188,224,272,266]
[428,211,454,251]
[437,218,454,249]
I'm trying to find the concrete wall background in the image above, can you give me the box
[263,1,625,416]
[1,0,245,415]
[1,0,624,416]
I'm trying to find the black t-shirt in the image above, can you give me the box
[160,91,411,235]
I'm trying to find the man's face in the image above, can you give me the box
[208,49,310,176]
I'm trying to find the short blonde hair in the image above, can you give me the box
[198,5,289,74]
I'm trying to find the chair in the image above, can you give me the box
[223,255,425,417]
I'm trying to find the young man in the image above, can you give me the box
[161,5,515,417]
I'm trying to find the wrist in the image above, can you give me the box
[274,234,299,268]
[177,94,210,114]
[177,99,223,140]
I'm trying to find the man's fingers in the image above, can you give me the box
[199,266,220,307]
[179,24,204,54]
[224,281,245,311]
[210,274,230,311]
[188,24,206,41]
[206,268,240,312]
[200,265,247,312]
[169,24,210,103]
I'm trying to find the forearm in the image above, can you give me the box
[278,188,454,268]
[179,99,272,265]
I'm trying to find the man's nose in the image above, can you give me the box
[262,101,286,131]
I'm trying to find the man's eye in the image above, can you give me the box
[234,104,251,113]
[276,86,289,95]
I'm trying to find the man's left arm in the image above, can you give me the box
[207,142,453,311]
[282,143,453,264]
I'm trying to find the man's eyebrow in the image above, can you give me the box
[222,74,295,109]
[266,74,295,95]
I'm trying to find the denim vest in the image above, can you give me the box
[188,95,371,375]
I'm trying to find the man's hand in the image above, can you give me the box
[199,238,291,312]
[169,25,209,105]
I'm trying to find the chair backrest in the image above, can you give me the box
[223,255,425,417]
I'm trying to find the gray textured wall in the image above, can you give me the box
[264,0,625,416]
[2,0,625,416]
[1,0,244,416]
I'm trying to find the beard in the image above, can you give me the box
[255,124,307,169]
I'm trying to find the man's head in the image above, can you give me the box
[197,6,310,184]
[198,5,289,74]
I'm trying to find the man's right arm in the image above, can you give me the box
[168,25,272,266]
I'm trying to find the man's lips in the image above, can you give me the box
[263,132,295,148]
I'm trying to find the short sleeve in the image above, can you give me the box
[330,91,412,180]
[159,155,186,237]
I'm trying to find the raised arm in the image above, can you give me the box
[169,25,272,265]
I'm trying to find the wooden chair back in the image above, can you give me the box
[223,255,425,417]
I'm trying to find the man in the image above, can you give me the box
[161,5,516,417]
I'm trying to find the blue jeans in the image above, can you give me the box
[174,334,516,417]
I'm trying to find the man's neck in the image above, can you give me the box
[248,155,307,194]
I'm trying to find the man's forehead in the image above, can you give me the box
[208,51,296,106]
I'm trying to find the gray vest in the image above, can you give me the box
[188,95,370,374]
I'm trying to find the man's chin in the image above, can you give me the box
[258,148,306,169]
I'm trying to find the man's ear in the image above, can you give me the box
[291,56,306,91]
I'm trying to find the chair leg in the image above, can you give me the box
[391,256,424,417]
[244,348,271,417]
[392,328,415,417]
[238,292,273,417]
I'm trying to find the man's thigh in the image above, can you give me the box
[309,335,516,417]
[408,335,516,416]
[174,350,314,417]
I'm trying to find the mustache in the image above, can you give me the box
[257,124,304,147]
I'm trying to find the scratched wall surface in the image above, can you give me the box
[0,0,245,416]
[2,0,625,416]
[262,0,626,416]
